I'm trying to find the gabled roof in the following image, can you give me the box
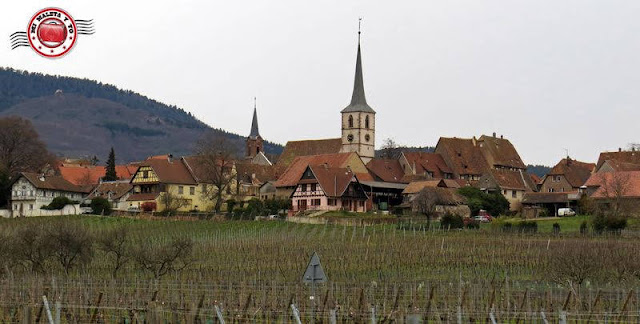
[436,137,488,176]
[366,158,405,183]
[600,159,640,172]
[596,150,640,171]
[88,182,133,200]
[480,169,535,191]
[530,174,542,185]
[276,138,342,167]
[18,172,91,193]
[402,152,452,178]
[545,158,594,188]
[307,165,359,197]
[584,171,640,199]
[275,152,355,187]
[236,162,277,185]
[404,187,467,205]
[477,135,526,169]
[341,40,375,114]
[134,157,196,185]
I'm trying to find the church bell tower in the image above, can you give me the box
[340,21,376,164]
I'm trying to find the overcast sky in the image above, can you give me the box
[3,1,640,166]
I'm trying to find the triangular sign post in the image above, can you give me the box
[302,252,327,283]
[302,252,327,324]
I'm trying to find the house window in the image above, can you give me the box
[359,201,365,207]
[511,190,517,198]
[328,199,336,206]
[190,187,195,195]
[202,184,207,192]
[503,190,507,195]
[348,115,354,128]
[548,188,554,193]
[29,204,33,210]
[311,184,317,192]
[143,170,149,178]
[311,199,321,206]
[554,175,562,182]
[301,184,307,192]
[178,186,184,194]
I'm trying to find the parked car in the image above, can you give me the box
[473,215,492,223]
[557,208,576,216]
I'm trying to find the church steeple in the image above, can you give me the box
[249,97,260,138]
[341,21,375,114]
[340,20,376,164]
[246,97,263,158]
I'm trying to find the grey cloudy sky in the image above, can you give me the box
[2,0,640,166]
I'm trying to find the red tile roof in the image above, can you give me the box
[585,171,640,199]
[135,157,196,185]
[366,158,406,183]
[276,138,342,167]
[19,172,92,193]
[529,174,542,185]
[236,162,278,185]
[88,182,133,200]
[59,165,137,185]
[405,187,467,205]
[481,169,535,191]
[402,152,452,178]
[601,160,640,172]
[546,158,594,188]
[596,151,640,171]
[308,165,358,197]
[477,135,526,169]
[275,153,355,187]
[435,137,488,176]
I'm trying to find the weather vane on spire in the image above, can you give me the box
[254,96,257,109]
[358,17,363,42]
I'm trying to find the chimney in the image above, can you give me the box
[39,174,45,181]
[493,132,496,138]
[471,136,477,146]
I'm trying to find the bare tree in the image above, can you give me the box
[380,137,399,159]
[47,221,94,275]
[11,225,53,274]
[97,226,131,278]
[546,240,601,286]
[0,117,55,207]
[412,188,441,227]
[134,237,194,279]
[598,172,633,217]
[160,191,190,214]
[194,133,237,212]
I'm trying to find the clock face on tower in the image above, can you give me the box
[347,134,354,142]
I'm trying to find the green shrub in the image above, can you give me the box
[580,221,588,235]
[440,213,464,229]
[90,197,112,215]
[457,187,510,216]
[592,214,627,234]
[42,196,74,210]
[517,221,538,233]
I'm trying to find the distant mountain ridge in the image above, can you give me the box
[0,68,283,162]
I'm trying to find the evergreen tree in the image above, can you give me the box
[104,147,117,181]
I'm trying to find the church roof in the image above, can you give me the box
[341,40,376,114]
[249,106,260,138]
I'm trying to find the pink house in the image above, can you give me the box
[291,165,369,213]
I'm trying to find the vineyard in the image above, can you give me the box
[1,216,640,322]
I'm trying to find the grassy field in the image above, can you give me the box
[0,215,639,322]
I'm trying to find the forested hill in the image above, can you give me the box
[0,68,283,162]
[527,164,551,178]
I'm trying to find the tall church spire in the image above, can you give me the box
[341,19,375,114]
[249,97,260,138]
